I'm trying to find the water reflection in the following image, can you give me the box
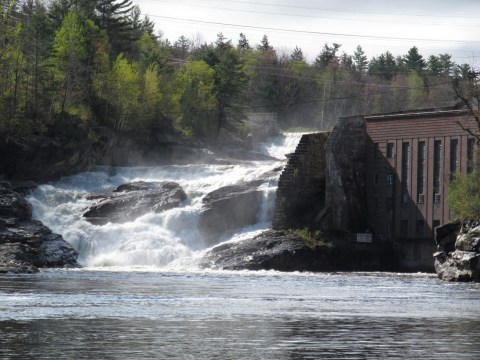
[2,317,480,359]
[1,271,479,359]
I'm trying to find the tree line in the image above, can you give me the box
[0,0,475,144]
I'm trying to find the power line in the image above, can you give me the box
[148,15,480,44]
[207,0,480,20]
[144,0,480,27]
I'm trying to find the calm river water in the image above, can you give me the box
[1,270,479,359]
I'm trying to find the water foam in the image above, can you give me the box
[28,133,303,269]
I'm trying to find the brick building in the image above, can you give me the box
[364,107,476,268]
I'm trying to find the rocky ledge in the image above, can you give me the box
[434,221,480,282]
[83,181,187,225]
[0,182,79,273]
[200,229,397,272]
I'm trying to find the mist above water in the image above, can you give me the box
[28,133,303,269]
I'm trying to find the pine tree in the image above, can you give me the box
[353,45,368,74]
[314,43,341,69]
[290,46,304,62]
[403,46,426,73]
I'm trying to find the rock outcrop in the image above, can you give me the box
[0,182,79,273]
[83,181,187,224]
[198,183,264,245]
[0,135,94,182]
[198,167,282,246]
[200,230,398,272]
[434,221,480,281]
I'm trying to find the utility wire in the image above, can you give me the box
[205,0,480,20]
[148,15,480,44]
[148,0,480,27]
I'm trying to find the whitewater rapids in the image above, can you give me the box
[27,133,303,269]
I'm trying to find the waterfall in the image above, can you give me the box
[28,133,304,269]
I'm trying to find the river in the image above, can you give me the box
[1,133,479,358]
[1,270,479,359]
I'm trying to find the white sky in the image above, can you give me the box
[135,0,480,66]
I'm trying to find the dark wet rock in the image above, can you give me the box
[9,180,38,195]
[198,183,264,246]
[435,221,461,254]
[83,181,187,225]
[0,218,79,272]
[0,135,94,182]
[0,189,32,220]
[434,222,480,282]
[0,185,79,273]
[198,168,283,246]
[36,233,79,268]
[200,230,321,271]
[0,242,39,274]
[200,230,397,272]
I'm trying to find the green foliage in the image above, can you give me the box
[168,60,217,138]
[0,1,468,146]
[107,53,140,130]
[288,228,334,249]
[51,11,87,116]
[448,173,480,221]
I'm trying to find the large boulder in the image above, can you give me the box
[200,230,397,272]
[0,182,79,273]
[198,183,264,246]
[199,230,327,271]
[0,218,79,273]
[83,181,187,225]
[434,222,480,282]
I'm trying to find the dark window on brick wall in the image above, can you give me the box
[387,143,394,158]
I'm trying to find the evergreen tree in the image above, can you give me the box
[314,43,341,69]
[95,0,135,57]
[438,53,454,76]
[403,46,426,73]
[368,52,397,80]
[290,46,304,62]
[353,45,368,74]
[172,35,190,60]
[237,33,250,51]
[257,34,273,53]
[202,46,247,138]
[21,0,54,119]
[427,55,441,76]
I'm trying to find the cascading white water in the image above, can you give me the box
[28,133,304,269]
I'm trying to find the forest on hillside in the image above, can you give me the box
[0,0,475,145]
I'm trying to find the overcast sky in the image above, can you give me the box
[135,0,480,66]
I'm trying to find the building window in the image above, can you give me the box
[373,198,378,214]
[467,138,475,173]
[402,142,410,203]
[450,139,458,175]
[387,173,395,185]
[374,174,379,185]
[417,141,426,203]
[433,140,442,198]
[400,220,408,237]
[387,143,394,158]
[374,143,379,159]
[416,220,425,237]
